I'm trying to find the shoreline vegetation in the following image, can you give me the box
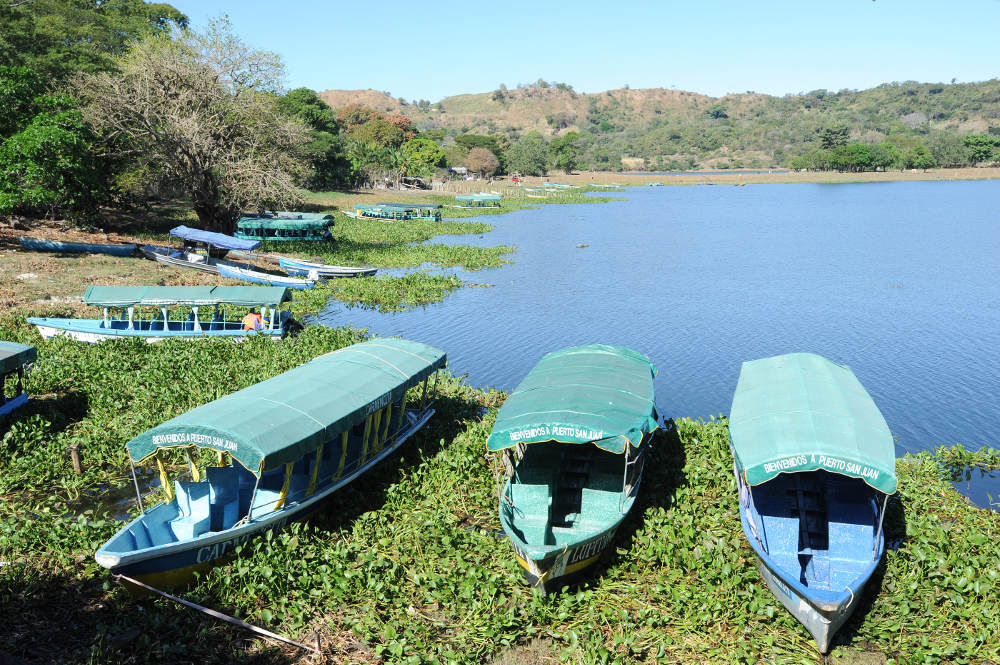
[1,175,998,663]
[0,321,996,663]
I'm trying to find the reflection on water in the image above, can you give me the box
[320,181,1000,507]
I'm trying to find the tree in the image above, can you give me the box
[0,66,103,218]
[963,134,1000,165]
[503,132,548,175]
[275,87,350,189]
[465,147,499,178]
[78,20,308,232]
[870,142,902,171]
[706,103,728,119]
[401,137,446,177]
[548,132,581,173]
[818,126,849,149]
[0,0,187,83]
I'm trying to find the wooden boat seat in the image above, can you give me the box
[207,466,240,531]
[170,481,211,540]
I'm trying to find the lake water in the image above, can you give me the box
[320,180,1000,508]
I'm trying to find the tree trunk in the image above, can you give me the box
[191,175,239,234]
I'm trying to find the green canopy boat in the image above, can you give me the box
[454,194,502,208]
[729,352,897,652]
[96,337,447,589]
[487,345,658,592]
[0,341,36,418]
[235,212,333,242]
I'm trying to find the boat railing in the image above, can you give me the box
[99,305,283,333]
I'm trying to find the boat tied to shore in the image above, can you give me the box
[0,341,36,418]
[215,263,318,290]
[26,285,293,343]
[729,352,898,653]
[277,256,378,278]
[452,193,502,209]
[95,337,447,588]
[19,236,137,257]
[487,345,659,593]
[342,203,442,221]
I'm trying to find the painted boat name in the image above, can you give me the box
[762,454,879,481]
[508,426,604,441]
[152,432,238,451]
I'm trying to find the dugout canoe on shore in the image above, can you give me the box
[19,236,137,257]
[487,345,659,593]
[729,352,898,653]
[95,337,447,589]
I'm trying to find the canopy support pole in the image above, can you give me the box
[192,306,201,332]
[360,415,373,464]
[380,404,392,448]
[102,307,109,328]
[431,372,439,402]
[127,307,134,330]
[306,445,323,497]
[128,450,145,515]
[185,449,201,483]
[155,453,174,503]
[274,462,294,511]
[874,493,890,559]
[397,392,407,431]
[370,408,383,454]
[419,378,429,411]
[333,431,348,481]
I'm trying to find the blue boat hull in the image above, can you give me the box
[736,470,885,652]
[0,392,28,418]
[28,317,283,343]
[278,257,377,278]
[216,264,315,290]
[19,237,137,257]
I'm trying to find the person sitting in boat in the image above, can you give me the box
[242,309,263,331]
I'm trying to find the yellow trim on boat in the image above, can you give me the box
[274,461,293,510]
[371,408,383,454]
[306,444,322,496]
[155,453,174,502]
[185,449,201,483]
[333,431,348,481]
[360,415,372,462]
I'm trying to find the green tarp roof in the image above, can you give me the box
[486,345,658,454]
[456,194,501,202]
[0,341,36,374]
[237,218,329,230]
[729,353,897,494]
[376,202,441,210]
[83,286,291,308]
[126,338,446,475]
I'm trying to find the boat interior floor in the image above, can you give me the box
[504,442,625,548]
[753,471,879,591]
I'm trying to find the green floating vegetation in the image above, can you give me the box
[294,272,465,314]
[0,319,996,663]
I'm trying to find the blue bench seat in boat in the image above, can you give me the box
[170,481,211,540]
[207,466,240,531]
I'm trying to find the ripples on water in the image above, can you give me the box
[320,181,1000,505]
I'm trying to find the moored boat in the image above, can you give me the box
[95,337,446,588]
[376,202,442,221]
[277,257,377,278]
[140,244,246,273]
[235,212,333,242]
[216,263,317,290]
[487,345,659,593]
[19,236,137,257]
[27,285,293,343]
[0,341,36,418]
[453,193,502,209]
[728,352,898,653]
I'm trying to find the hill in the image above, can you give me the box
[319,80,1000,170]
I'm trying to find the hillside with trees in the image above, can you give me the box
[321,79,1000,172]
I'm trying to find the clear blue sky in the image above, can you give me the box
[167,0,1000,101]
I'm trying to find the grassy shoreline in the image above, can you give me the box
[0,323,996,663]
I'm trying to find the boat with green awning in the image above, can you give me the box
[487,345,658,592]
[235,212,333,242]
[95,337,447,588]
[454,194,502,208]
[729,352,897,652]
[26,285,293,343]
[0,341,36,418]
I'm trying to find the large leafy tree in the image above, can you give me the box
[401,137,446,178]
[548,131,582,173]
[78,20,308,232]
[0,66,104,218]
[465,147,499,177]
[276,87,350,189]
[0,0,187,83]
[503,132,548,175]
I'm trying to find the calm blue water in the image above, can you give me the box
[320,181,1000,508]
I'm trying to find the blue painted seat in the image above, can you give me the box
[129,523,153,550]
[235,464,256,518]
[207,466,240,531]
[170,481,211,540]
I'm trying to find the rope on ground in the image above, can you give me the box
[113,574,320,654]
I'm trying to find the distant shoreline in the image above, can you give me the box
[536,166,1000,187]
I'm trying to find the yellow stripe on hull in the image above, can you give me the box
[514,552,603,584]
[119,560,220,596]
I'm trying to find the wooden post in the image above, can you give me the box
[68,442,82,475]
